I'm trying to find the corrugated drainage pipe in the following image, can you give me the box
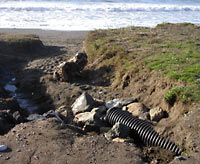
[105,107,181,155]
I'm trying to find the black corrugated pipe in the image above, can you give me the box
[105,107,181,155]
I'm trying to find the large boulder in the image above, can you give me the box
[53,52,87,82]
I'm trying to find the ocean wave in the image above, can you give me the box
[1,2,200,12]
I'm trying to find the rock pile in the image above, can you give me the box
[53,52,87,82]
[55,92,168,141]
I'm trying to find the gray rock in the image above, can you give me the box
[26,114,46,121]
[106,99,137,109]
[71,92,96,115]
[104,122,130,140]
[149,107,165,122]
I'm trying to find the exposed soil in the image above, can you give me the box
[0,28,200,164]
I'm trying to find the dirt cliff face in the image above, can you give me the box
[0,27,200,163]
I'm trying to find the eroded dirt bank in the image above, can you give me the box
[0,27,200,164]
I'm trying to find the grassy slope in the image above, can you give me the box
[85,23,200,103]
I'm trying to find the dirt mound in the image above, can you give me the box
[0,34,44,55]
[0,118,143,164]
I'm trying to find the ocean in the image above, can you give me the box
[0,0,200,31]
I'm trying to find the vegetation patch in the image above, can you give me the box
[85,23,200,103]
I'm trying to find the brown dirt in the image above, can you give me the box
[0,28,199,164]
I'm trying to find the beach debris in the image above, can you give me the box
[0,145,8,152]
[71,92,97,115]
[55,105,69,123]
[53,52,88,82]
[104,122,130,140]
[149,107,165,122]
[43,110,64,122]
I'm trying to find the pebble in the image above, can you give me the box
[0,145,8,152]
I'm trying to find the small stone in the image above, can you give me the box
[122,106,127,111]
[149,107,165,122]
[112,137,134,143]
[104,122,130,140]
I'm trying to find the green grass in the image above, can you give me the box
[85,23,200,103]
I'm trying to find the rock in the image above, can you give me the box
[122,106,127,111]
[0,145,8,152]
[75,112,95,125]
[91,106,107,118]
[104,122,130,140]
[105,98,137,109]
[138,112,150,121]
[53,52,87,82]
[149,107,165,122]
[26,114,46,121]
[127,103,149,117]
[112,137,134,143]
[12,111,24,124]
[106,99,122,109]
[74,106,107,126]
[71,92,96,115]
